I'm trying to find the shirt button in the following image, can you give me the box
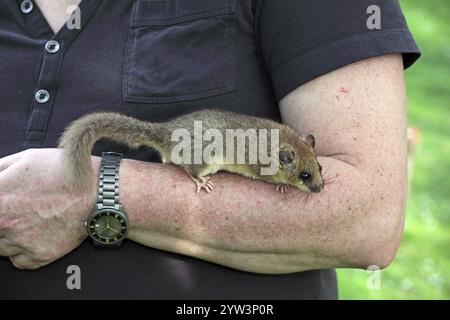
[35,89,50,104]
[45,40,60,54]
[20,0,34,14]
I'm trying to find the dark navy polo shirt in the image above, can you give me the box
[0,0,420,299]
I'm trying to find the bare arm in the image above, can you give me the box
[120,53,407,274]
[0,55,406,272]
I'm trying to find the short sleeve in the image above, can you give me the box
[255,0,421,101]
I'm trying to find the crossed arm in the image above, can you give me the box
[0,54,407,272]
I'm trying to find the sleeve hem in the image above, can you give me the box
[272,28,421,102]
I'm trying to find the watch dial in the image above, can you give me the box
[88,210,127,244]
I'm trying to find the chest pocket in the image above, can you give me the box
[124,0,237,104]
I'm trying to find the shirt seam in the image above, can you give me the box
[271,28,413,79]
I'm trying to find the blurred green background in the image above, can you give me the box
[337,0,450,299]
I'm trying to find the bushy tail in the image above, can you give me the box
[58,112,163,189]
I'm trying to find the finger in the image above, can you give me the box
[0,222,7,235]
[0,238,22,257]
[0,150,28,172]
[9,254,37,270]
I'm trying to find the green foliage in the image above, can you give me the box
[337,0,450,299]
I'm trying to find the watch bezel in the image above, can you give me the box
[86,208,129,246]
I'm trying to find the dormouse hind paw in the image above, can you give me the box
[276,184,289,194]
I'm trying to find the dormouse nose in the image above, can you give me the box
[310,183,324,193]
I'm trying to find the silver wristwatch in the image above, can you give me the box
[85,152,129,246]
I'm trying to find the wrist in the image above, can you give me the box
[87,155,101,209]
[85,153,129,245]
[75,156,101,238]
[117,159,136,231]
[118,158,157,234]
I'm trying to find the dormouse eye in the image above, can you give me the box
[299,171,311,181]
[318,163,322,172]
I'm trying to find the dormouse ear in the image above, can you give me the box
[279,150,294,164]
[303,134,315,148]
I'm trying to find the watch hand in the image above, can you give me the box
[108,226,120,234]
[106,216,110,228]
[98,226,108,235]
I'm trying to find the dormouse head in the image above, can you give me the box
[277,133,324,193]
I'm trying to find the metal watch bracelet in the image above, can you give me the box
[96,152,123,211]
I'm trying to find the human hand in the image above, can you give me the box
[0,149,99,269]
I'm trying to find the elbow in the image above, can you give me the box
[361,208,405,270]
[363,234,401,270]
[348,189,407,270]
[347,224,403,271]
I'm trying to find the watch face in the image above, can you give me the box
[87,210,128,245]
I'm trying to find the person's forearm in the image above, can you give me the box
[117,156,404,274]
